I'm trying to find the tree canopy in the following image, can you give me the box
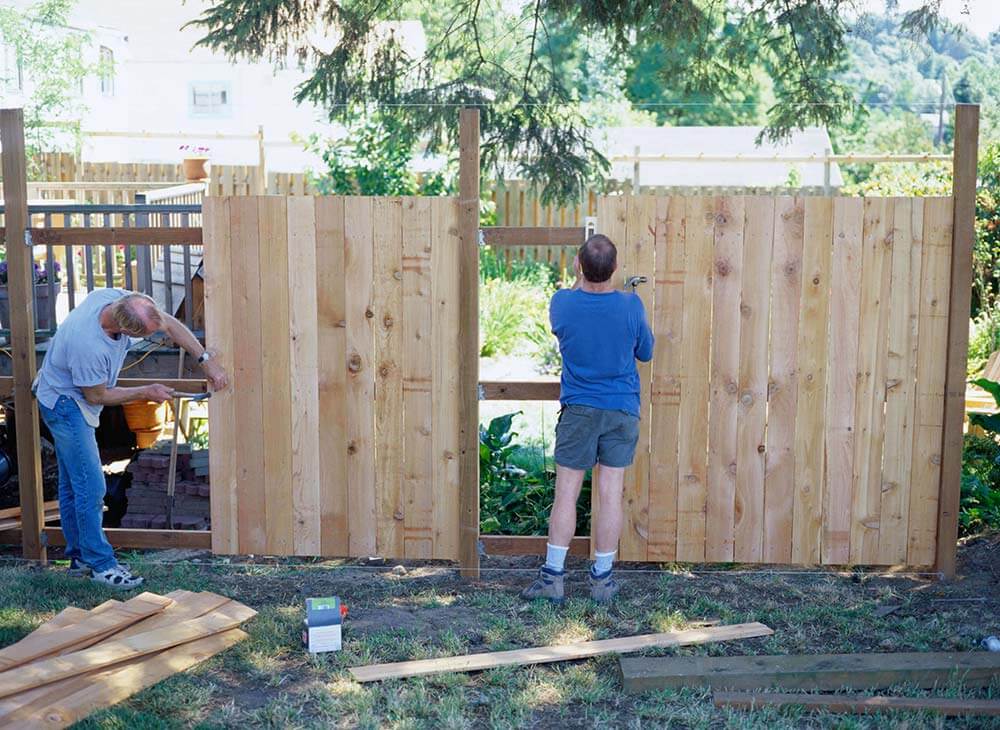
[190,0,957,202]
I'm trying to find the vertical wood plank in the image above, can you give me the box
[621,195,656,561]
[909,197,953,566]
[458,109,481,575]
[204,197,238,553]
[937,104,979,578]
[851,197,895,565]
[761,197,804,564]
[258,196,294,555]
[736,197,774,563]
[287,196,321,555]
[373,197,404,558]
[878,198,922,564]
[315,197,350,556]
[402,197,435,559]
[648,196,684,561]
[676,196,714,562]
[432,198,462,560]
[791,196,833,565]
[344,197,377,557]
[230,197,266,554]
[706,196,744,562]
[823,197,864,565]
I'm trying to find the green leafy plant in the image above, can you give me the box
[962,378,1000,535]
[479,276,553,360]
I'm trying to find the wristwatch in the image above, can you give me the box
[197,351,213,365]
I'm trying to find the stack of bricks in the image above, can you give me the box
[121,445,211,530]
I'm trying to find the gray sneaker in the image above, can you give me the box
[67,558,92,577]
[590,569,620,605]
[520,567,565,604]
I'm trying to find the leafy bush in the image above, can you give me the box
[968,310,1000,377]
[479,412,590,536]
[962,378,1000,535]
[479,276,555,360]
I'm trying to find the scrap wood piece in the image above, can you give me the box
[713,691,1000,716]
[620,651,1000,694]
[350,622,774,683]
[0,601,256,700]
[0,594,173,672]
[0,628,248,730]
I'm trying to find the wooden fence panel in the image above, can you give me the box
[600,194,953,567]
[204,195,462,559]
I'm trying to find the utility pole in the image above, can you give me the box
[935,71,947,148]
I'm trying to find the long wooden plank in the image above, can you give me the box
[676,197,714,562]
[373,197,404,558]
[478,380,560,400]
[0,501,58,522]
[760,197,804,564]
[350,622,773,683]
[344,197,377,556]
[229,196,266,554]
[315,197,349,556]
[402,197,435,559]
[851,197,895,565]
[203,196,238,553]
[713,691,1000,716]
[480,534,591,557]
[431,198,462,560]
[705,196,743,562]
[0,602,256,700]
[0,629,248,729]
[0,594,172,672]
[621,194,656,561]
[938,104,979,578]
[258,196,294,555]
[878,198,922,565]
[20,227,203,246]
[648,196,684,561]
[286,195,322,556]
[823,197,864,565]
[735,197,773,563]
[791,197,833,565]
[622,651,1000,694]
[908,197,953,566]
[481,226,585,247]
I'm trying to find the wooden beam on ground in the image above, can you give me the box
[482,227,586,247]
[479,380,560,401]
[350,622,773,683]
[0,527,212,550]
[18,227,203,247]
[937,103,980,580]
[1,107,46,564]
[458,108,480,579]
[480,535,590,557]
[619,651,1000,694]
[713,691,1000,717]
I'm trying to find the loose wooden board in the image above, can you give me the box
[620,651,1000,694]
[350,622,773,683]
[713,690,1000,716]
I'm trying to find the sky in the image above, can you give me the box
[861,0,1000,39]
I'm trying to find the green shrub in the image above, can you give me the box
[961,378,1000,535]
[479,276,554,359]
[968,310,1000,377]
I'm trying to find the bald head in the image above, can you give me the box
[578,234,617,283]
[111,293,163,337]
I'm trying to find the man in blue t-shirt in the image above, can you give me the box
[522,234,653,605]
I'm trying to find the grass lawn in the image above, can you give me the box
[0,533,998,729]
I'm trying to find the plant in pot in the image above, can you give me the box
[0,258,61,331]
[179,144,211,181]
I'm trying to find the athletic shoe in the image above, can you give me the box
[589,569,621,605]
[520,566,565,604]
[67,558,91,577]
[91,564,144,591]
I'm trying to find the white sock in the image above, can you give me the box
[544,543,569,573]
[592,550,616,576]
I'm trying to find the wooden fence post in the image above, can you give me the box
[0,108,46,563]
[458,108,480,578]
[936,103,979,579]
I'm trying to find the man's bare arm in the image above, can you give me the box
[81,382,174,406]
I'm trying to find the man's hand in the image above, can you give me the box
[143,383,175,403]
[200,350,229,391]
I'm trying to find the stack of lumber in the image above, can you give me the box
[0,501,60,532]
[0,590,255,728]
[123,446,211,530]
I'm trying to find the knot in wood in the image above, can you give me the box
[930,453,942,465]
[757,444,765,453]
[336,320,347,328]
[383,314,394,329]
[348,354,363,373]
[347,441,357,455]
[379,365,390,378]
[812,276,820,286]
[393,270,403,281]
[685,473,699,484]
[365,308,374,319]
[443,450,455,461]
[725,380,738,395]
[715,259,731,276]
[393,509,404,521]
[740,303,751,316]
[783,261,798,278]
[740,391,754,406]
[715,213,727,226]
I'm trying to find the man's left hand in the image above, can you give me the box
[202,352,229,391]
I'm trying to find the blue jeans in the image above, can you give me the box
[38,395,116,572]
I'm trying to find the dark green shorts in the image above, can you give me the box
[554,404,640,470]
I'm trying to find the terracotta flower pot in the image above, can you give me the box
[182,157,209,181]
[122,401,168,448]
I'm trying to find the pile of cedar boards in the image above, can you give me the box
[0,590,255,728]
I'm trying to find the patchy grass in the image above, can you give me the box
[0,534,997,728]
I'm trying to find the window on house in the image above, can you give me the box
[99,46,114,96]
[189,82,232,118]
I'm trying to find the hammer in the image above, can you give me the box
[625,275,648,291]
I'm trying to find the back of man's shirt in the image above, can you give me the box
[550,288,654,418]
